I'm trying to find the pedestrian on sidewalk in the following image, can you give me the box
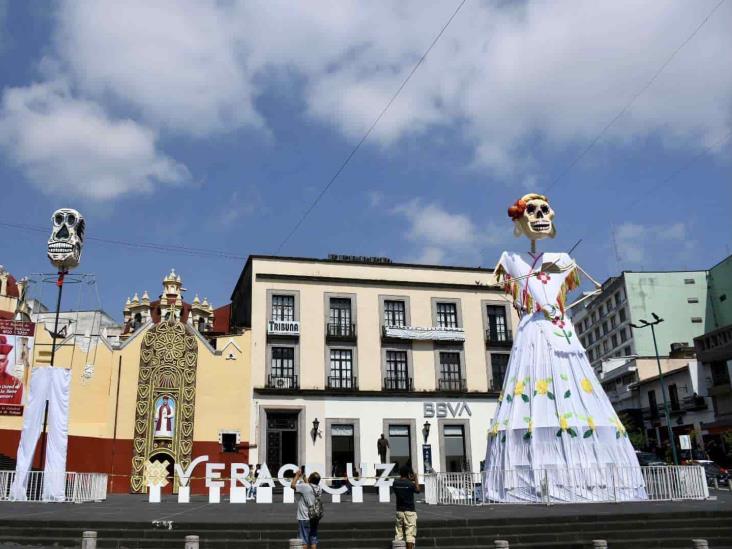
[392,465,420,549]
[291,468,323,549]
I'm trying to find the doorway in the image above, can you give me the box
[388,424,412,472]
[330,424,354,486]
[266,411,299,472]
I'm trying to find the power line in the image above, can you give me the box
[545,0,727,192]
[0,221,248,261]
[623,129,731,212]
[274,0,468,254]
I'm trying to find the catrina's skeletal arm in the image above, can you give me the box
[566,263,602,310]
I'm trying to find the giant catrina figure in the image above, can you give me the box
[483,193,646,502]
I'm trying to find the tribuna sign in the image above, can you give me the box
[146,456,396,504]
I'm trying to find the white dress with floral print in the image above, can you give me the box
[483,251,645,502]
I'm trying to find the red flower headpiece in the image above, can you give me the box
[507,199,526,221]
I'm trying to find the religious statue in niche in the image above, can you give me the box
[154,395,176,438]
[483,193,645,503]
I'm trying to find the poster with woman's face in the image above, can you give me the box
[0,320,35,415]
[153,395,176,438]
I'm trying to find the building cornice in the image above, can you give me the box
[255,273,501,292]
[254,387,499,399]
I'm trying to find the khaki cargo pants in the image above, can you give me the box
[395,511,417,543]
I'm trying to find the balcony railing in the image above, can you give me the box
[326,323,357,340]
[266,374,299,390]
[383,375,413,391]
[327,375,358,390]
[438,378,466,392]
[485,327,513,347]
[642,396,708,419]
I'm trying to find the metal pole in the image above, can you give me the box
[38,270,66,468]
[651,323,678,466]
[110,356,122,493]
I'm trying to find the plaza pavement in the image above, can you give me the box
[0,490,730,525]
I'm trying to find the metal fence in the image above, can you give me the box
[0,471,108,503]
[425,466,709,505]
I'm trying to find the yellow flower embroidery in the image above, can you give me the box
[556,413,577,438]
[535,379,549,395]
[490,422,500,437]
[498,391,504,403]
[610,416,627,438]
[587,416,596,430]
[514,380,525,397]
[581,377,594,394]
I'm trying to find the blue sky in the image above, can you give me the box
[0,1,730,320]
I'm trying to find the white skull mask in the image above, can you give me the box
[515,197,556,240]
[48,208,85,270]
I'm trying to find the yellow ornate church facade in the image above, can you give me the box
[0,269,252,494]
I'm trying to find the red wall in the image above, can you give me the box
[0,429,249,494]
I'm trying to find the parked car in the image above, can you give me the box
[692,461,729,488]
[679,449,712,464]
[635,451,666,466]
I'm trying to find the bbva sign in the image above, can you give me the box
[148,456,396,504]
[423,401,472,419]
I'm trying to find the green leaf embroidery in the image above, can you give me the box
[533,390,537,396]
[547,392,555,400]
[523,416,531,422]
[556,429,563,437]
[521,394,530,403]
[564,390,571,398]
[583,429,594,439]
[523,431,532,441]
[560,373,569,381]
[506,394,513,402]
[567,428,577,438]
[501,433,506,443]
[615,431,621,439]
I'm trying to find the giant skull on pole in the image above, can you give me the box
[47,208,85,271]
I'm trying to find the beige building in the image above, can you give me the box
[230,255,516,477]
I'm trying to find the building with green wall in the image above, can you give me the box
[573,270,709,372]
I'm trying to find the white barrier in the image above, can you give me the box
[425,465,709,505]
[0,471,108,503]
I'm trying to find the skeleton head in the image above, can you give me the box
[48,208,85,270]
[511,194,556,240]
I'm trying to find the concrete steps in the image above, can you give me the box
[1,510,731,548]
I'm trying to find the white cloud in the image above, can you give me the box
[4,1,730,202]
[0,81,190,200]
[391,198,506,265]
[615,221,695,268]
[218,186,265,226]
[50,1,732,176]
[54,0,262,136]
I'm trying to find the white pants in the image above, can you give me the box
[10,367,71,502]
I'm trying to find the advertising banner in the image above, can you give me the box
[0,319,35,416]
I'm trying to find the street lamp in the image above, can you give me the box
[630,313,679,465]
[422,421,431,444]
